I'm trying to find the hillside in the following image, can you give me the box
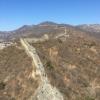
[32,34,100,100]
[0,44,39,100]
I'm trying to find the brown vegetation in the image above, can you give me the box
[0,45,39,100]
[32,35,100,100]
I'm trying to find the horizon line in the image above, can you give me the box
[0,21,100,32]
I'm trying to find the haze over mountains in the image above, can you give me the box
[0,21,100,40]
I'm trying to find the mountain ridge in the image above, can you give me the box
[0,21,100,40]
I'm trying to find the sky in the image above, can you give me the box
[0,0,100,31]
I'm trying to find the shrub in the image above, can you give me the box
[46,60,54,70]
[0,82,6,90]
[85,96,95,100]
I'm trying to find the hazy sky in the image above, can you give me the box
[0,0,100,31]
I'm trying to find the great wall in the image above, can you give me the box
[20,38,64,100]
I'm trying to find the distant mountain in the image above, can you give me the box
[38,21,58,26]
[0,21,75,40]
[0,22,100,40]
[77,24,100,33]
[38,21,74,27]
[0,31,11,40]
[76,24,100,38]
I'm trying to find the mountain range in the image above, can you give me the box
[0,21,100,40]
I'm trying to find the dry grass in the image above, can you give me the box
[0,45,39,100]
[32,35,100,100]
